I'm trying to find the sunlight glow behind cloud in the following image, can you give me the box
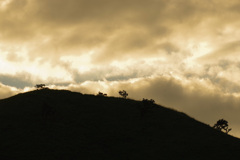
[0,0,12,9]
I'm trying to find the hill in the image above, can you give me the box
[0,89,240,159]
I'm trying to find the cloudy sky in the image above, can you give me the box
[1,0,240,137]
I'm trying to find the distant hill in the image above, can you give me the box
[0,89,240,159]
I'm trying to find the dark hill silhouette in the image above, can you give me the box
[0,89,240,159]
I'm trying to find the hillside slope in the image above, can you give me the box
[0,89,239,159]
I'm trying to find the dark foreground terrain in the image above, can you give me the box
[0,89,240,159]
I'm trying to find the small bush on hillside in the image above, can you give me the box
[35,84,46,89]
[97,92,107,97]
[119,90,128,99]
[142,98,155,106]
[213,119,232,134]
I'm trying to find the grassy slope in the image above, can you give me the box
[0,89,240,159]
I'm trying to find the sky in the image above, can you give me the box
[1,0,240,137]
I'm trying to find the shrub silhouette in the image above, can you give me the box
[97,91,107,97]
[35,84,46,89]
[119,90,128,99]
[142,98,155,106]
[213,119,232,134]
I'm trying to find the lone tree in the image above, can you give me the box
[213,119,232,134]
[119,90,128,99]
